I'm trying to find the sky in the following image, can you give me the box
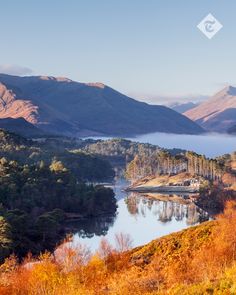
[1,0,236,104]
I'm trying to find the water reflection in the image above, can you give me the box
[125,193,209,225]
[72,186,210,251]
[67,214,116,238]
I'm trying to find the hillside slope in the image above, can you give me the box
[0,74,204,136]
[184,86,236,132]
[0,117,45,137]
[2,202,236,294]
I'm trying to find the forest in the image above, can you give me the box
[126,150,225,183]
[74,138,164,168]
[0,131,117,262]
[0,157,117,261]
[0,131,115,182]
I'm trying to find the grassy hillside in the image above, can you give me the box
[2,201,236,294]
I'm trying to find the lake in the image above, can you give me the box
[72,179,209,252]
[73,132,233,251]
[85,132,236,158]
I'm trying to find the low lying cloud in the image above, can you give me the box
[155,95,208,106]
[128,92,208,106]
[0,64,33,76]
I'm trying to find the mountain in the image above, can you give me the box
[0,74,203,136]
[170,102,199,113]
[184,86,236,132]
[228,125,236,134]
[0,117,45,137]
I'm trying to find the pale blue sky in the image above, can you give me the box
[0,0,236,103]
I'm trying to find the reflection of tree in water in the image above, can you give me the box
[124,193,140,215]
[125,193,209,225]
[186,204,209,225]
[67,214,116,238]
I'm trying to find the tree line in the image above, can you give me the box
[126,150,225,182]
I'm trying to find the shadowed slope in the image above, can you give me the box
[185,86,236,132]
[0,74,204,136]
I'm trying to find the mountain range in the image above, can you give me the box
[169,102,199,114]
[0,74,203,137]
[184,86,236,132]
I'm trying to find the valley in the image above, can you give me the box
[0,130,235,261]
[2,1,236,293]
[0,125,235,294]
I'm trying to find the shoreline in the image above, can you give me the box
[125,185,199,194]
[136,192,197,205]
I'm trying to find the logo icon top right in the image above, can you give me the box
[197,13,223,39]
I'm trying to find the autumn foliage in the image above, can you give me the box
[2,204,236,294]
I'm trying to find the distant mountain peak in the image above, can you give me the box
[226,86,236,95]
[184,85,236,132]
[215,85,236,96]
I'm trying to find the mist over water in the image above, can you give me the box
[85,132,236,158]
[128,132,236,158]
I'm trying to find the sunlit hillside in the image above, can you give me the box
[1,202,236,294]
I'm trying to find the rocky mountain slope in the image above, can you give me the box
[184,86,236,132]
[0,74,203,136]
